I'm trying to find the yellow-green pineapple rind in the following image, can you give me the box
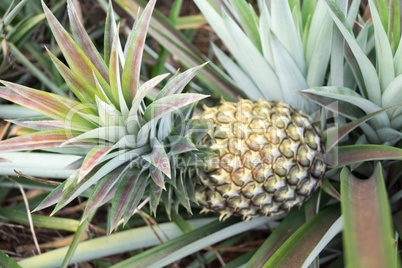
[194,99,326,220]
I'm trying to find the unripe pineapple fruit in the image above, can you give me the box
[194,99,326,220]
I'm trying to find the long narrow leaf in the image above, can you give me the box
[17,218,214,268]
[67,0,108,80]
[121,0,156,103]
[0,129,79,152]
[263,205,341,267]
[332,145,402,168]
[0,250,21,268]
[229,0,262,52]
[301,86,389,128]
[211,43,259,98]
[143,93,207,122]
[246,208,305,267]
[341,164,398,268]
[325,104,401,150]
[0,82,96,129]
[323,0,382,106]
[60,213,94,268]
[109,169,143,229]
[155,63,206,99]
[0,207,79,232]
[305,1,333,87]
[369,0,395,92]
[78,146,112,181]
[47,49,99,105]
[82,167,123,221]
[42,1,110,93]
[271,0,306,75]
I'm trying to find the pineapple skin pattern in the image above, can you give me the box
[194,99,326,220]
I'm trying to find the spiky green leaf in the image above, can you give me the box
[341,163,398,268]
[121,0,156,103]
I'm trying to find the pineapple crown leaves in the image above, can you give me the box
[300,0,402,146]
[194,0,337,113]
[0,0,209,229]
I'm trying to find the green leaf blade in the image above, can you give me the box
[0,129,76,153]
[323,0,382,106]
[121,0,156,103]
[333,145,402,168]
[67,0,108,81]
[142,138,171,178]
[246,208,305,267]
[341,164,398,268]
[262,206,341,268]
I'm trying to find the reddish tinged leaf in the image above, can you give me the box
[33,181,67,212]
[113,0,239,101]
[121,0,156,103]
[325,104,402,150]
[155,63,207,100]
[0,157,11,163]
[0,81,95,129]
[150,165,165,190]
[123,174,148,223]
[152,184,162,199]
[99,186,116,207]
[143,93,208,122]
[41,1,110,92]
[168,136,197,154]
[0,86,62,120]
[108,30,121,105]
[109,29,129,115]
[78,146,112,181]
[131,73,170,113]
[104,2,116,66]
[0,129,79,152]
[341,164,398,268]
[67,0,108,81]
[246,209,305,267]
[142,138,171,178]
[110,169,141,230]
[321,177,340,200]
[54,151,134,214]
[262,206,341,267]
[331,145,402,168]
[126,73,169,133]
[9,120,66,130]
[82,166,124,221]
[47,49,99,104]
[150,183,162,213]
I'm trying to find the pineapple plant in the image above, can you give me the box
[0,0,211,227]
[0,0,401,267]
[0,0,328,225]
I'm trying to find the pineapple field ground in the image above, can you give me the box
[0,0,402,267]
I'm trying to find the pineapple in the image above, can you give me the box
[194,99,326,220]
